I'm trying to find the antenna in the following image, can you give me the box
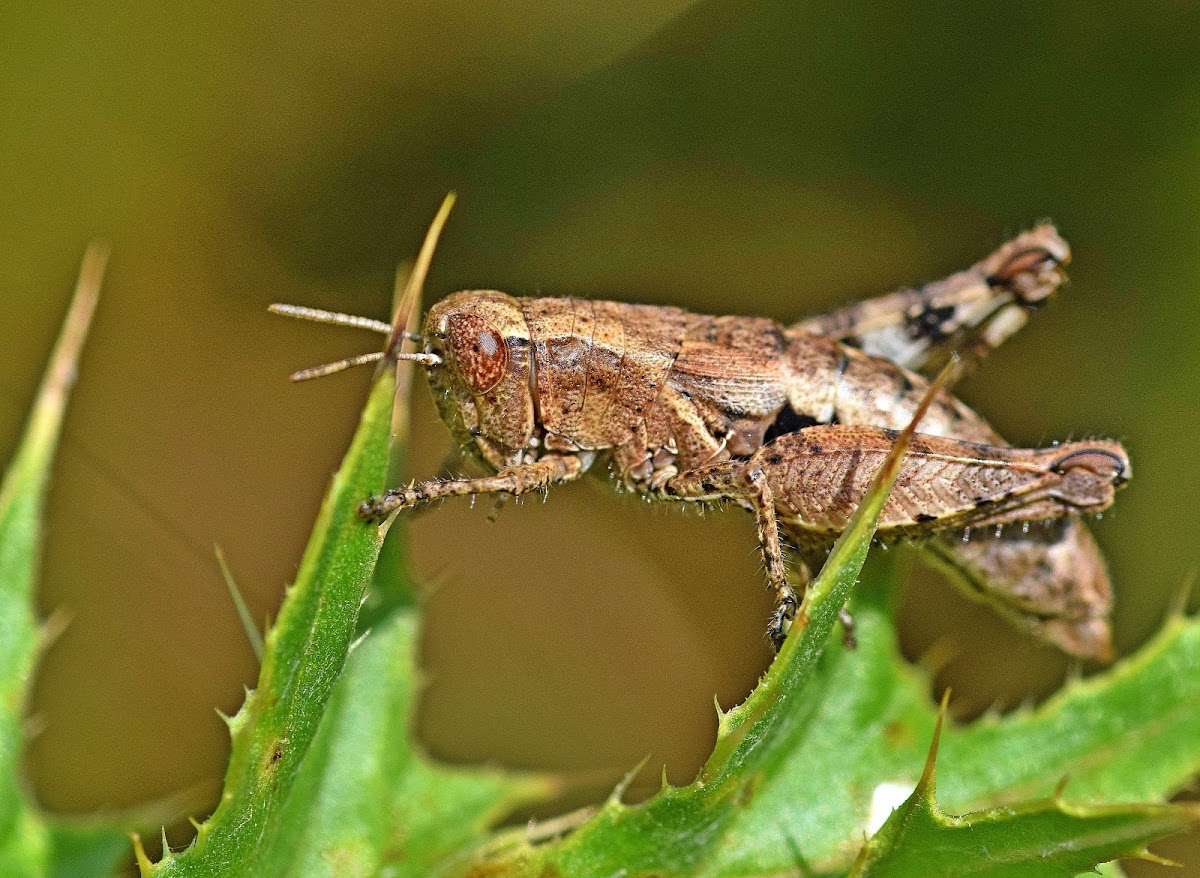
[268,191,456,381]
[266,304,392,335]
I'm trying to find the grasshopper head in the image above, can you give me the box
[423,290,536,468]
[269,194,538,471]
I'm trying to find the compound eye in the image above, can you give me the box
[447,313,508,393]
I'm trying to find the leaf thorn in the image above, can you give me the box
[216,545,265,661]
[1167,568,1196,621]
[131,832,152,874]
[1135,849,1183,867]
[609,755,651,805]
[378,191,456,376]
[918,688,952,797]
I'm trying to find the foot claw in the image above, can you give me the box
[358,496,385,522]
[838,608,857,650]
[766,593,798,652]
[359,485,427,522]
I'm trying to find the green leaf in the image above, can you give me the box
[938,609,1200,808]
[850,708,1197,877]
[151,202,549,875]
[696,581,1200,877]
[252,610,546,878]
[856,794,1192,877]
[45,822,132,878]
[147,370,398,876]
[0,246,115,876]
[457,579,1200,878]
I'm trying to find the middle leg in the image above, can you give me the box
[657,460,802,650]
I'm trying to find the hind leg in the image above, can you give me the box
[791,226,1069,377]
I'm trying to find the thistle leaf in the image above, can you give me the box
[850,707,1197,877]
[0,246,128,877]
[146,369,398,875]
[149,204,549,874]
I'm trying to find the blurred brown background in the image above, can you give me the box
[2,1,1199,872]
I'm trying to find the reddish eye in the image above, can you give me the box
[447,313,508,393]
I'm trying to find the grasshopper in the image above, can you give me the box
[273,197,1129,660]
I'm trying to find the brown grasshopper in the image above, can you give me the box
[273,198,1129,660]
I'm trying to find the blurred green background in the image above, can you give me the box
[2,0,1199,872]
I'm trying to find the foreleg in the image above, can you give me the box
[359,453,586,522]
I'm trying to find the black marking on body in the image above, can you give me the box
[892,372,918,407]
[764,404,820,444]
[834,350,851,381]
[907,303,957,344]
